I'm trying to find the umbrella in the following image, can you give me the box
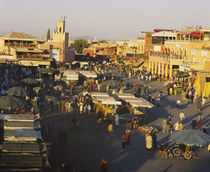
[21,78,40,86]
[169,129,210,147]
[6,87,28,97]
[0,95,26,109]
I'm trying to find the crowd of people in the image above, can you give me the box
[0,57,209,171]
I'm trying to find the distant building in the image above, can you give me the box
[147,27,210,79]
[83,40,117,57]
[116,40,145,57]
[39,17,75,64]
[0,32,51,66]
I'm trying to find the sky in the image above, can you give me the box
[0,0,210,40]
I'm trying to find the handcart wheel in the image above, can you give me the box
[184,151,192,160]
[173,147,181,157]
[168,152,173,160]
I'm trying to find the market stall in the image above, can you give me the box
[63,70,78,82]
[78,70,97,85]
[115,93,136,98]
[89,92,121,119]
[116,93,154,114]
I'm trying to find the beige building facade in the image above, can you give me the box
[39,18,75,64]
[116,40,144,56]
[148,39,210,79]
[0,32,51,66]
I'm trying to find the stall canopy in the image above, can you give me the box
[101,100,121,105]
[0,114,40,122]
[63,70,78,81]
[79,71,97,78]
[116,93,154,108]
[4,121,40,130]
[4,129,42,142]
[116,93,136,98]
[90,92,109,97]
[93,96,115,101]
[130,101,154,108]
[121,97,144,103]
[90,92,121,105]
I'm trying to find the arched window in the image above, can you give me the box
[59,27,61,32]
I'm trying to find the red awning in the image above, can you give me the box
[188,32,201,38]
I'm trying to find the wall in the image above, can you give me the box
[50,48,60,64]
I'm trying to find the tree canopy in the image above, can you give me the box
[70,39,89,54]
[46,28,50,41]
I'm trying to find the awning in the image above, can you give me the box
[188,32,201,38]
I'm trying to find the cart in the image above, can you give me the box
[138,125,153,133]
[176,86,183,95]
[172,144,198,160]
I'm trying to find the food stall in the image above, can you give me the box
[89,92,121,119]
[63,70,79,84]
[78,70,97,85]
[115,93,136,98]
[116,93,154,114]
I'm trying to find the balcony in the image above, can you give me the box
[149,53,185,65]
[4,43,36,48]
[150,53,184,59]
[16,54,49,60]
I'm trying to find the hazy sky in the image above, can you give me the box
[0,0,210,40]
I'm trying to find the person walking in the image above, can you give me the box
[198,109,203,120]
[166,116,172,134]
[107,123,113,136]
[201,97,206,107]
[106,84,109,93]
[156,97,160,106]
[151,128,158,152]
[198,119,203,130]
[162,118,167,134]
[87,104,91,114]
[174,121,180,131]
[179,111,185,121]
[125,130,131,145]
[79,101,83,114]
[96,118,103,130]
[202,125,207,134]
[191,119,197,129]
[145,133,153,151]
[160,143,168,159]
[176,99,181,108]
[115,114,119,127]
[179,121,184,131]
[98,84,101,91]
[122,134,127,149]
[138,86,141,95]
[100,159,108,172]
